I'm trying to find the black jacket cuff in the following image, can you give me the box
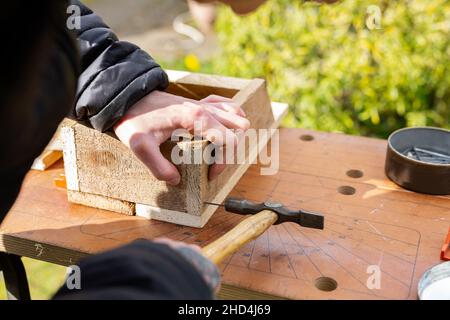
[53,240,213,300]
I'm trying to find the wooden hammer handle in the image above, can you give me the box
[202,210,278,265]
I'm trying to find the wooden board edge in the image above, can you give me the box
[31,150,63,171]
[166,70,252,91]
[61,124,80,191]
[218,283,286,300]
[232,78,267,112]
[45,118,78,151]
[67,190,136,216]
[135,203,202,227]
[271,101,289,128]
[0,234,88,267]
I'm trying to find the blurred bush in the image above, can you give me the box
[214,0,450,137]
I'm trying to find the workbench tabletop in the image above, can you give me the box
[1,129,449,299]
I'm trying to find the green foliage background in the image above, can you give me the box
[214,0,450,138]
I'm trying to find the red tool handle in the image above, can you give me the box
[441,227,450,261]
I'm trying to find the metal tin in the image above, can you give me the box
[418,261,450,300]
[385,127,450,195]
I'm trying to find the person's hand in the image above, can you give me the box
[154,238,221,294]
[113,90,250,185]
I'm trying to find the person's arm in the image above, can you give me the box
[69,1,249,185]
[69,0,168,133]
[53,240,220,300]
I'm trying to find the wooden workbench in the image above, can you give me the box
[1,129,449,299]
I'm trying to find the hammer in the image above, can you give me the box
[202,198,324,264]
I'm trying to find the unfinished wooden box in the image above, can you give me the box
[62,70,287,227]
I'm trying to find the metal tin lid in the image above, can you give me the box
[385,127,450,195]
[418,261,450,300]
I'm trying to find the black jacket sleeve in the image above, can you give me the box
[69,0,169,132]
[53,240,213,299]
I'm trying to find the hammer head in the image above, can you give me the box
[275,209,324,229]
[224,198,324,230]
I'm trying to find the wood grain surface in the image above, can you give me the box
[1,128,449,300]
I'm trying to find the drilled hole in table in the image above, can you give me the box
[315,277,338,292]
[300,134,314,141]
[346,169,364,179]
[337,185,356,195]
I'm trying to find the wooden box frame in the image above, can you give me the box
[62,70,287,227]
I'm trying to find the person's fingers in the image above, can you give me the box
[206,102,246,117]
[208,129,244,181]
[153,237,221,293]
[201,95,246,117]
[154,237,221,294]
[202,119,237,147]
[209,163,227,180]
[182,102,238,147]
[206,105,250,131]
[201,94,233,103]
[129,133,181,185]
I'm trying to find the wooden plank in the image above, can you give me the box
[64,124,191,211]
[67,191,135,216]
[31,150,62,171]
[31,119,76,171]
[1,129,449,300]
[61,120,79,190]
